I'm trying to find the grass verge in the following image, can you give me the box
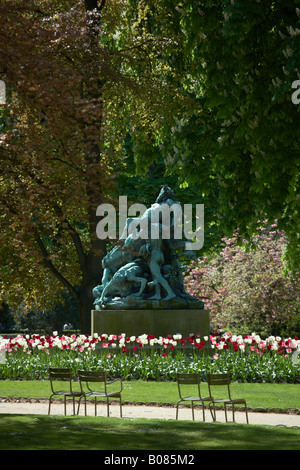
[0,414,300,450]
[0,380,300,411]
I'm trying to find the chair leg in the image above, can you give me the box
[191,401,195,421]
[232,404,235,422]
[245,403,249,424]
[48,396,52,415]
[213,404,217,421]
[176,404,179,420]
[208,403,215,421]
[95,397,97,416]
[107,398,109,417]
[77,396,82,415]
[64,396,67,416]
[120,398,122,418]
[224,404,228,422]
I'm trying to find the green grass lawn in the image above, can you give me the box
[0,379,300,411]
[1,380,300,450]
[0,414,300,450]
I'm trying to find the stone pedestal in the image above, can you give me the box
[91,309,210,339]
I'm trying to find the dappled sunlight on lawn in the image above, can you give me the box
[0,414,300,450]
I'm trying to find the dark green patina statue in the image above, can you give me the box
[93,186,204,310]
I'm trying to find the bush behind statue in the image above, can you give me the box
[185,220,300,338]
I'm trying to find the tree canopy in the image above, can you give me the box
[154,0,300,268]
[0,0,193,331]
[115,0,300,268]
[0,0,299,332]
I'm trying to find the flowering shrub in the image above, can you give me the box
[0,331,300,383]
[184,221,300,337]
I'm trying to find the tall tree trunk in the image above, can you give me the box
[38,0,108,334]
[78,0,107,333]
[78,239,107,334]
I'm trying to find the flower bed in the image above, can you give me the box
[0,331,299,383]
[1,331,299,355]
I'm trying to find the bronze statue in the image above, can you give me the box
[93,186,204,310]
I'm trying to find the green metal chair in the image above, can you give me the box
[207,373,249,424]
[176,373,214,421]
[48,368,83,416]
[77,370,123,417]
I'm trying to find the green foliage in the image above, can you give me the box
[0,0,201,331]
[145,0,300,270]
[0,302,15,331]
[1,0,300,334]
[1,348,299,383]
[117,130,224,255]
[14,292,80,335]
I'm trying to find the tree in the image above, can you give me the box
[133,1,300,269]
[117,132,223,255]
[0,0,191,332]
[0,301,15,332]
[0,0,113,333]
[14,293,80,335]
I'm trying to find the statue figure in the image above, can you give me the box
[93,186,204,310]
[142,240,176,301]
[96,260,148,307]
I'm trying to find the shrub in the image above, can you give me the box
[184,221,300,337]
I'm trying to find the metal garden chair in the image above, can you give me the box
[77,370,123,417]
[207,373,249,424]
[176,373,215,421]
[48,367,83,416]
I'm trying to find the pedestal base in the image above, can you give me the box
[91,309,210,339]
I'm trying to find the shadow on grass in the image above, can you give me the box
[0,414,300,450]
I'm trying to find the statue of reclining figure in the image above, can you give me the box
[95,260,148,307]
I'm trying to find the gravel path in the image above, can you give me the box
[1,400,300,428]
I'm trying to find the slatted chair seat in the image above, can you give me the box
[77,370,123,417]
[207,373,249,424]
[176,373,214,421]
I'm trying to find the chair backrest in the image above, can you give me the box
[176,373,201,399]
[49,368,72,380]
[49,368,72,393]
[177,373,201,385]
[78,370,106,382]
[78,370,107,392]
[207,373,231,399]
